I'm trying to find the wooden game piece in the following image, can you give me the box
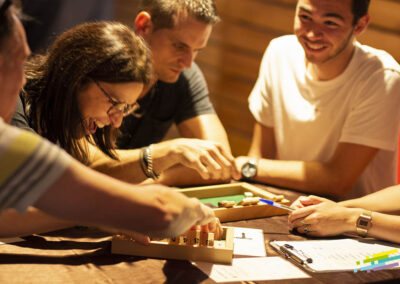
[244,191,254,197]
[218,200,235,208]
[200,231,208,246]
[168,236,180,245]
[179,235,187,245]
[238,197,260,206]
[177,182,291,222]
[186,229,200,246]
[274,195,284,202]
[111,227,234,264]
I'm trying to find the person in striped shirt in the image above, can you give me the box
[0,0,221,241]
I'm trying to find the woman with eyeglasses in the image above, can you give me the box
[12,21,150,165]
[0,0,222,240]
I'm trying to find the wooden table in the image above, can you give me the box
[0,184,399,283]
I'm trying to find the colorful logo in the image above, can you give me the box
[354,249,400,273]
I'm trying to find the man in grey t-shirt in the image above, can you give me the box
[90,0,240,186]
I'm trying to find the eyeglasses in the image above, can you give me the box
[94,80,140,117]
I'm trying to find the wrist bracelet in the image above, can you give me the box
[139,147,151,178]
[141,145,159,180]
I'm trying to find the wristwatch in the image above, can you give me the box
[356,210,372,237]
[241,158,258,181]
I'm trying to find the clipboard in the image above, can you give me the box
[270,239,400,273]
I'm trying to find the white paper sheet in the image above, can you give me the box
[194,257,310,282]
[233,227,266,257]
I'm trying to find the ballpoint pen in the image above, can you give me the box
[259,198,295,212]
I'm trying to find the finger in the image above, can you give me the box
[196,202,216,226]
[230,161,241,180]
[199,151,223,178]
[288,206,316,223]
[121,231,151,245]
[214,143,235,163]
[300,195,325,206]
[184,154,210,179]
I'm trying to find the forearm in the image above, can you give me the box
[254,159,349,198]
[344,210,400,244]
[0,207,74,237]
[89,141,185,184]
[34,160,211,238]
[367,213,400,243]
[339,185,400,214]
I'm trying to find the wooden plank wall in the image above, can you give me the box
[115,0,400,156]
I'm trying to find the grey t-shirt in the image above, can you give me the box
[117,62,216,149]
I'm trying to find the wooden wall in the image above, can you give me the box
[115,0,400,156]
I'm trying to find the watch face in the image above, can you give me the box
[242,162,257,179]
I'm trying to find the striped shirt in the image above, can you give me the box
[0,118,71,213]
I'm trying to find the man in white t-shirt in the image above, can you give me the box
[237,0,400,200]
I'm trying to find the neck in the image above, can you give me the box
[306,42,356,81]
[139,74,158,99]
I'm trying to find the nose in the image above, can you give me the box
[179,50,194,69]
[109,112,124,128]
[306,23,323,40]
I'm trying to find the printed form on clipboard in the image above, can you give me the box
[270,239,400,273]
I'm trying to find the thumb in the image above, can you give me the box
[300,195,325,206]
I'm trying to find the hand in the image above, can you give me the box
[288,199,359,237]
[199,217,223,240]
[157,138,240,180]
[290,195,326,209]
[103,227,151,245]
[138,185,216,238]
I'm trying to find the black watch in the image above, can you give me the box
[241,158,258,181]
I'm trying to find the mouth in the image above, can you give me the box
[170,68,183,75]
[303,40,328,53]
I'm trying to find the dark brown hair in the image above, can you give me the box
[24,21,151,164]
[138,0,220,31]
[352,0,370,25]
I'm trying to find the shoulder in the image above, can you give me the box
[261,35,303,68]
[265,35,301,55]
[355,42,400,75]
[179,62,206,84]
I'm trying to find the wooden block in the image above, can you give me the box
[186,230,200,246]
[218,200,235,208]
[200,232,215,246]
[238,197,260,206]
[168,236,179,245]
[177,182,291,222]
[244,191,254,197]
[111,227,234,264]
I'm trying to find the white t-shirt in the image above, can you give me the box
[249,35,400,199]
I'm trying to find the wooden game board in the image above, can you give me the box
[111,227,234,264]
[178,182,291,222]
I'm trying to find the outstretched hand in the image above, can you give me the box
[157,138,240,180]
[288,196,359,237]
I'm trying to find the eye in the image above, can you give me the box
[173,42,186,51]
[299,14,311,21]
[325,20,340,28]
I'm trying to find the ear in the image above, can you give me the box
[353,14,370,36]
[134,11,153,37]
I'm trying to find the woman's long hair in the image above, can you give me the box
[23,21,151,164]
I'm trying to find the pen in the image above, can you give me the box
[281,243,313,264]
[259,198,294,212]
